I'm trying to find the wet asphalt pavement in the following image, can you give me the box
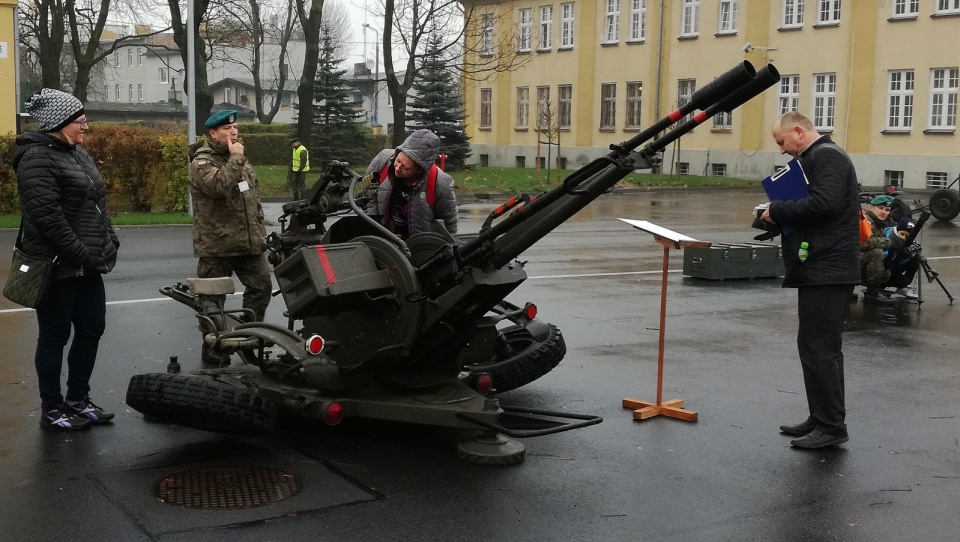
[1,188,959,541]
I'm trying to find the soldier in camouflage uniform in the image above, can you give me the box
[188,110,271,365]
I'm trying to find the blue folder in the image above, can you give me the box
[762,159,809,235]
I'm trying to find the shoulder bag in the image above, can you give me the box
[3,221,56,309]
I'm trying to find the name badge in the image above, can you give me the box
[238,181,250,192]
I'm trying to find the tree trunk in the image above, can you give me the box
[295,0,324,149]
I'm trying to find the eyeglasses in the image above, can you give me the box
[72,118,89,126]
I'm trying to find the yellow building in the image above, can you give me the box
[0,0,18,135]
[462,0,960,189]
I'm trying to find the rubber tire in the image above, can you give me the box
[889,198,912,224]
[464,324,565,393]
[126,373,277,434]
[929,189,960,221]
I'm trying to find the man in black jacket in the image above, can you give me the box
[761,112,860,449]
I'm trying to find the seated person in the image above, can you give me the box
[859,195,894,295]
[882,216,922,298]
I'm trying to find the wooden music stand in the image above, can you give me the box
[617,219,710,423]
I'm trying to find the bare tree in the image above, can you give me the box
[167,0,218,134]
[18,0,69,89]
[292,0,324,147]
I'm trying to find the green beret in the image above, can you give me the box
[205,110,239,129]
[870,195,894,207]
[289,136,300,143]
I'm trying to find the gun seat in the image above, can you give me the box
[186,277,236,296]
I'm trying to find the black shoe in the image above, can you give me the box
[39,405,92,431]
[201,343,230,368]
[790,429,849,449]
[779,418,815,437]
[65,396,114,424]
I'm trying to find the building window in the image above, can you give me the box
[625,81,642,129]
[128,49,133,66]
[516,156,526,168]
[138,48,144,66]
[479,154,489,167]
[630,0,646,41]
[718,1,738,34]
[935,0,960,15]
[892,0,919,17]
[116,85,121,100]
[518,9,532,52]
[481,13,494,56]
[677,162,689,175]
[712,163,727,177]
[127,84,133,100]
[604,0,620,43]
[678,79,696,122]
[812,72,836,130]
[560,3,575,48]
[536,86,551,130]
[778,74,800,115]
[516,86,529,129]
[538,6,553,50]
[225,87,232,103]
[281,93,291,107]
[137,84,143,101]
[160,67,169,83]
[929,67,958,130]
[558,84,572,128]
[681,0,700,37]
[886,70,914,130]
[927,172,949,189]
[480,88,492,128]
[600,83,617,130]
[713,110,732,129]
[817,0,840,25]
[115,52,121,67]
[884,170,905,188]
[782,0,804,28]
[386,92,392,107]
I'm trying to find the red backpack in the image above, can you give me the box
[379,153,446,208]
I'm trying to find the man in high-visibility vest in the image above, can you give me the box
[289,136,310,200]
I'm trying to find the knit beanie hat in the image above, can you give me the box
[26,88,85,132]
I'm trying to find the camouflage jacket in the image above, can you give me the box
[188,138,266,257]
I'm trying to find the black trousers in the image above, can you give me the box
[886,257,919,289]
[34,273,106,412]
[796,284,853,437]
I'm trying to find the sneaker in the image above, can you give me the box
[895,287,918,299]
[65,396,115,424]
[40,405,92,431]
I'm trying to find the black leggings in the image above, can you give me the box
[34,273,106,412]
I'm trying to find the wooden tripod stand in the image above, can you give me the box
[617,219,709,423]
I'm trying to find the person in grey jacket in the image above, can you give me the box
[366,129,457,238]
[13,88,119,431]
[762,112,860,449]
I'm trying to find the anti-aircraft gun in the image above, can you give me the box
[126,62,780,463]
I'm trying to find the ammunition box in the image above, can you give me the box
[682,243,783,280]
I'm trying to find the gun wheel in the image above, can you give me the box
[929,189,960,221]
[464,324,566,393]
[456,433,526,465]
[126,373,276,434]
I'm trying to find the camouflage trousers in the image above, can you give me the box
[197,254,272,322]
[288,170,307,201]
[860,248,889,288]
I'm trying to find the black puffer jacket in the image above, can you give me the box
[12,131,119,279]
[768,136,860,288]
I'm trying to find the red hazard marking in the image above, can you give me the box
[694,111,708,123]
[314,245,337,284]
[669,110,682,122]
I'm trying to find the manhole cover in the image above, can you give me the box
[156,466,300,509]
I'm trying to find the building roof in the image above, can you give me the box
[208,77,299,93]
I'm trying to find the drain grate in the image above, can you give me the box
[156,466,300,509]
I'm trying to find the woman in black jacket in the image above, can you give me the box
[13,88,119,431]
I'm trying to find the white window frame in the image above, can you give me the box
[481,13,495,56]
[778,75,800,115]
[604,0,620,43]
[891,0,919,17]
[935,0,960,14]
[538,6,553,50]
[128,48,134,66]
[558,84,572,129]
[886,69,914,131]
[480,88,492,128]
[678,79,696,122]
[115,85,121,100]
[225,87,232,104]
[537,86,551,129]
[518,9,532,52]
[600,83,617,130]
[104,85,109,101]
[680,0,700,37]
[782,0,804,28]
[517,86,530,129]
[929,67,959,130]
[138,48,144,66]
[713,110,732,130]
[718,1,738,34]
[816,0,840,25]
[926,172,949,189]
[630,0,646,41]
[560,3,575,48]
[115,52,121,67]
[625,81,642,129]
[128,84,134,101]
[137,84,143,101]
[812,72,837,131]
[159,67,169,83]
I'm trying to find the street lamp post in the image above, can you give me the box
[362,23,380,128]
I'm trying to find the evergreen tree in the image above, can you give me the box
[311,25,368,170]
[406,34,472,171]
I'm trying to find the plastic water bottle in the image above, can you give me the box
[798,241,809,263]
